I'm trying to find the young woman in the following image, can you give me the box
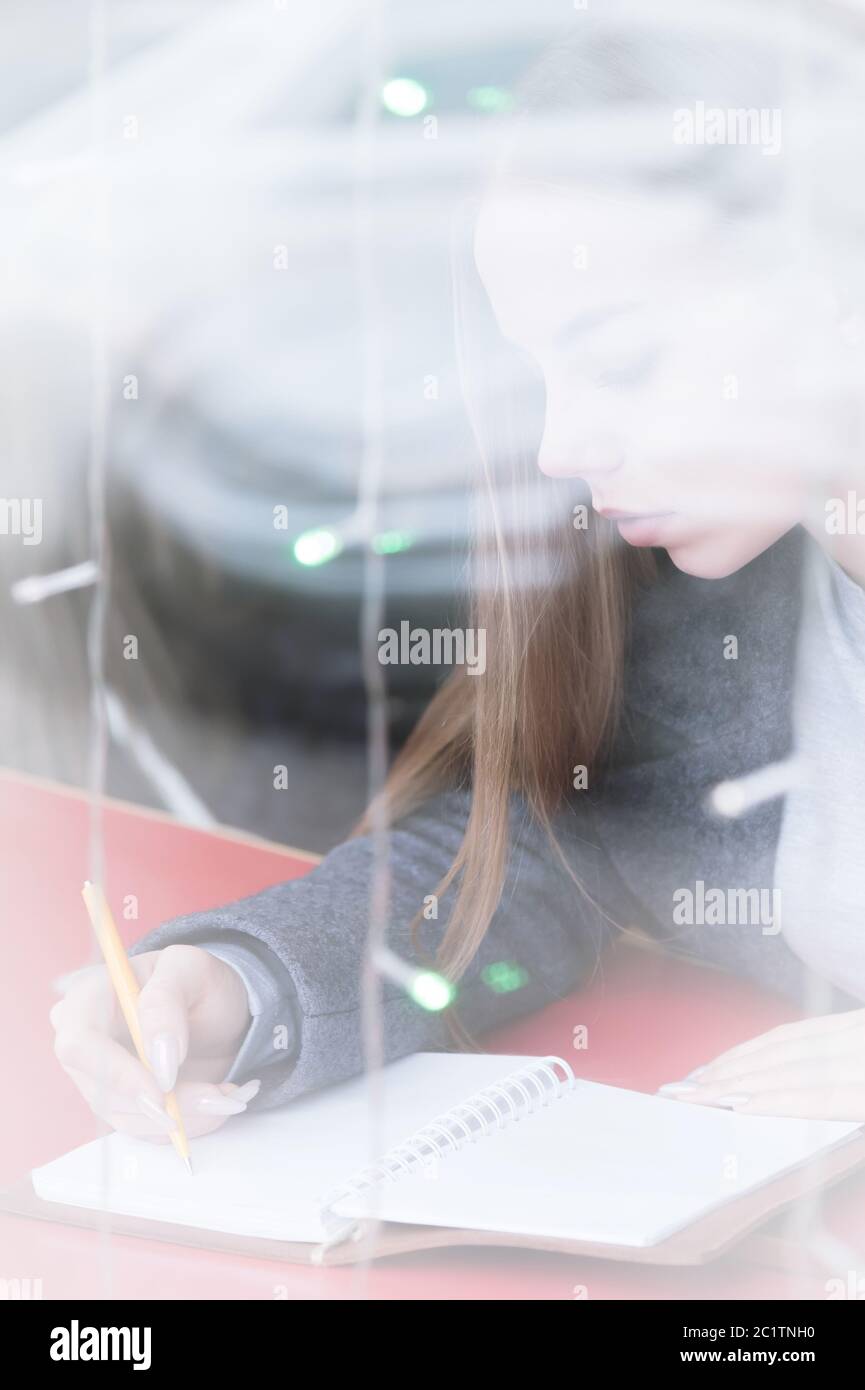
[51,1,865,1139]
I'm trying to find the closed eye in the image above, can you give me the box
[595,348,662,389]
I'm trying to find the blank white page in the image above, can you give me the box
[31,1053,523,1243]
[335,1080,861,1247]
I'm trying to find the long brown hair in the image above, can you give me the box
[360,520,647,985]
[356,183,654,978]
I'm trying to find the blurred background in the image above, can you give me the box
[3,0,865,854]
[0,0,567,851]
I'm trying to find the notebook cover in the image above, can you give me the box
[3,1128,864,1268]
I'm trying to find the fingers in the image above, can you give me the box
[49,947,262,1141]
[173,1079,262,1134]
[55,1017,262,1140]
[90,1080,262,1142]
[694,1031,861,1092]
[656,1012,865,1120]
[679,1057,864,1102]
[53,962,111,999]
[696,1085,865,1122]
[54,1025,168,1124]
[692,1010,865,1080]
[50,950,191,1108]
[136,945,208,1092]
[49,952,162,1040]
[50,969,123,1038]
[660,1051,865,1121]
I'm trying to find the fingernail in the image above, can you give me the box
[137,1093,176,1131]
[194,1094,248,1116]
[233,1080,261,1104]
[657,1082,698,1096]
[148,1033,180,1093]
[716,1093,750,1109]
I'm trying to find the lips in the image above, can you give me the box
[596,508,677,547]
[596,508,674,522]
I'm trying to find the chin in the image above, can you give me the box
[665,547,750,580]
[664,528,792,580]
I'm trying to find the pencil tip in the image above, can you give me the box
[184,1157,194,1177]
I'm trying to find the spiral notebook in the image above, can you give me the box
[21,1053,865,1266]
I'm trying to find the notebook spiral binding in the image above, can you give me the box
[317,1056,575,1247]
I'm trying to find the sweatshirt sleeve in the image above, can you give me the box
[197,938,299,1083]
[129,790,612,1111]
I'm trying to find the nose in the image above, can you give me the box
[537,380,626,480]
[538,426,626,481]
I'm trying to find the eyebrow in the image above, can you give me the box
[552,301,643,350]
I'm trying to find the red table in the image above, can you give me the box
[2,769,863,1300]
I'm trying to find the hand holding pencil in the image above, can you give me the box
[81,882,194,1172]
[49,887,261,1147]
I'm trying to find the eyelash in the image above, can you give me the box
[593,349,661,390]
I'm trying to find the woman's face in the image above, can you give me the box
[475,182,852,578]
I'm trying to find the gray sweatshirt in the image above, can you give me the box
[131,527,860,1110]
[774,545,865,1004]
